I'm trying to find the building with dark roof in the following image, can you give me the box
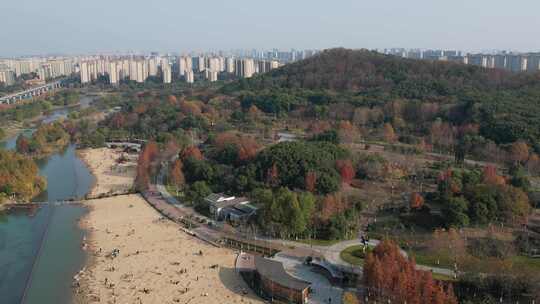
[236,253,310,304]
[205,193,255,221]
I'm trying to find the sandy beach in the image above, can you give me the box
[79,148,137,197]
[76,195,263,304]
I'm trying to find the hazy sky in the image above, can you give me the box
[2,0,540,56]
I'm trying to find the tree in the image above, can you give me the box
[336,159,355,184]
[304,171,317,193]
[0,127,5,141]
[169,159,185,194]
[364,239,457,304]
[443,196,470,227]
[16,135,30,154]
[383,123,397,143]
[180,146,203,160]
[185,181,211,208]
[510,141,529,165]
[135,141,159,191]
[482,165,505,186]
[410,192,425,209]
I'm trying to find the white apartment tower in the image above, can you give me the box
[162,63,172,84]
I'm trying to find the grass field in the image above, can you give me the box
[296,238,343,246]
[340,245,374,266]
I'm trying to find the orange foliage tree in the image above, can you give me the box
[135,141,159,191]
[169,159,185,194]
[383,123,397,143]
[482,165,505,186]
[304,171,317,193]
[180,146,203,161]
[410,192,425,209]
[510,141,529,165]
[336,159,355,184]
[364,240,457,304]
[214,132,260,162]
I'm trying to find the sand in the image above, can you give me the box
[79,148,137,197]
[76,195,262,304]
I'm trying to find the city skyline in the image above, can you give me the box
[3,0,540,57]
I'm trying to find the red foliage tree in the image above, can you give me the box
[305,171,317,193]
[266,163,279,186]
[169,159,185,193]
[135,141,159,191]
[180,146,203,160]
[214,132,260,162]
[16,136,30,154]
[336,159,355,184]
[167,95,178,105]
[110,113,126,129]
[363,240,457,304]
[482,164,505,186]
[410,192,425,209]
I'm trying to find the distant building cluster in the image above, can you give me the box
[380,48,540,73]
[79,55,284,85]
[0,58,76,85]
[0,49,319,87]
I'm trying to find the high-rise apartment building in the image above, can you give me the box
[0,69,16,85]
[162,63,172,83]
[185,70,194,83]
[80,62,90,84]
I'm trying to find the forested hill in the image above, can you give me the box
[223,48,540,150]
[227,48,540,95]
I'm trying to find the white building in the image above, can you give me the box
[0,69,16,85]
[109,61,118,84]
[162,63,172,84]
[185,70,194,83]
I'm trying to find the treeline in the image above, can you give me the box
[0,150,46,203]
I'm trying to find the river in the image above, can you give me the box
[0,101,96,304]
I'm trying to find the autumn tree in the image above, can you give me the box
[526,153,540,175]
[364,240,457,304]
[410,192,425,209]
[482,165,505,186]
[169,159,185,195]
[135,141,159,191]
[383,123,397,143]
[510,141,529,165]
[16,135,30,154]
[167,95,178,105]
[180,146,203,161]
[336,159,355,184]
[304,171,317,193]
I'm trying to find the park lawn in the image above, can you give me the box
[296,238,343,246]
[409,251,454,269]
[511,255,540,271]
[340,245,374,266]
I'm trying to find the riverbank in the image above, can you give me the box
[78,148,137,197]
[75,195,262,304]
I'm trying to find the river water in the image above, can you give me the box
[0,102,96,304]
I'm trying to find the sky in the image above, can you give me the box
[2,0,540,56]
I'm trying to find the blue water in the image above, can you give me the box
[0,105,95,304]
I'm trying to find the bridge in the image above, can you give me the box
[0,80,65,104]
